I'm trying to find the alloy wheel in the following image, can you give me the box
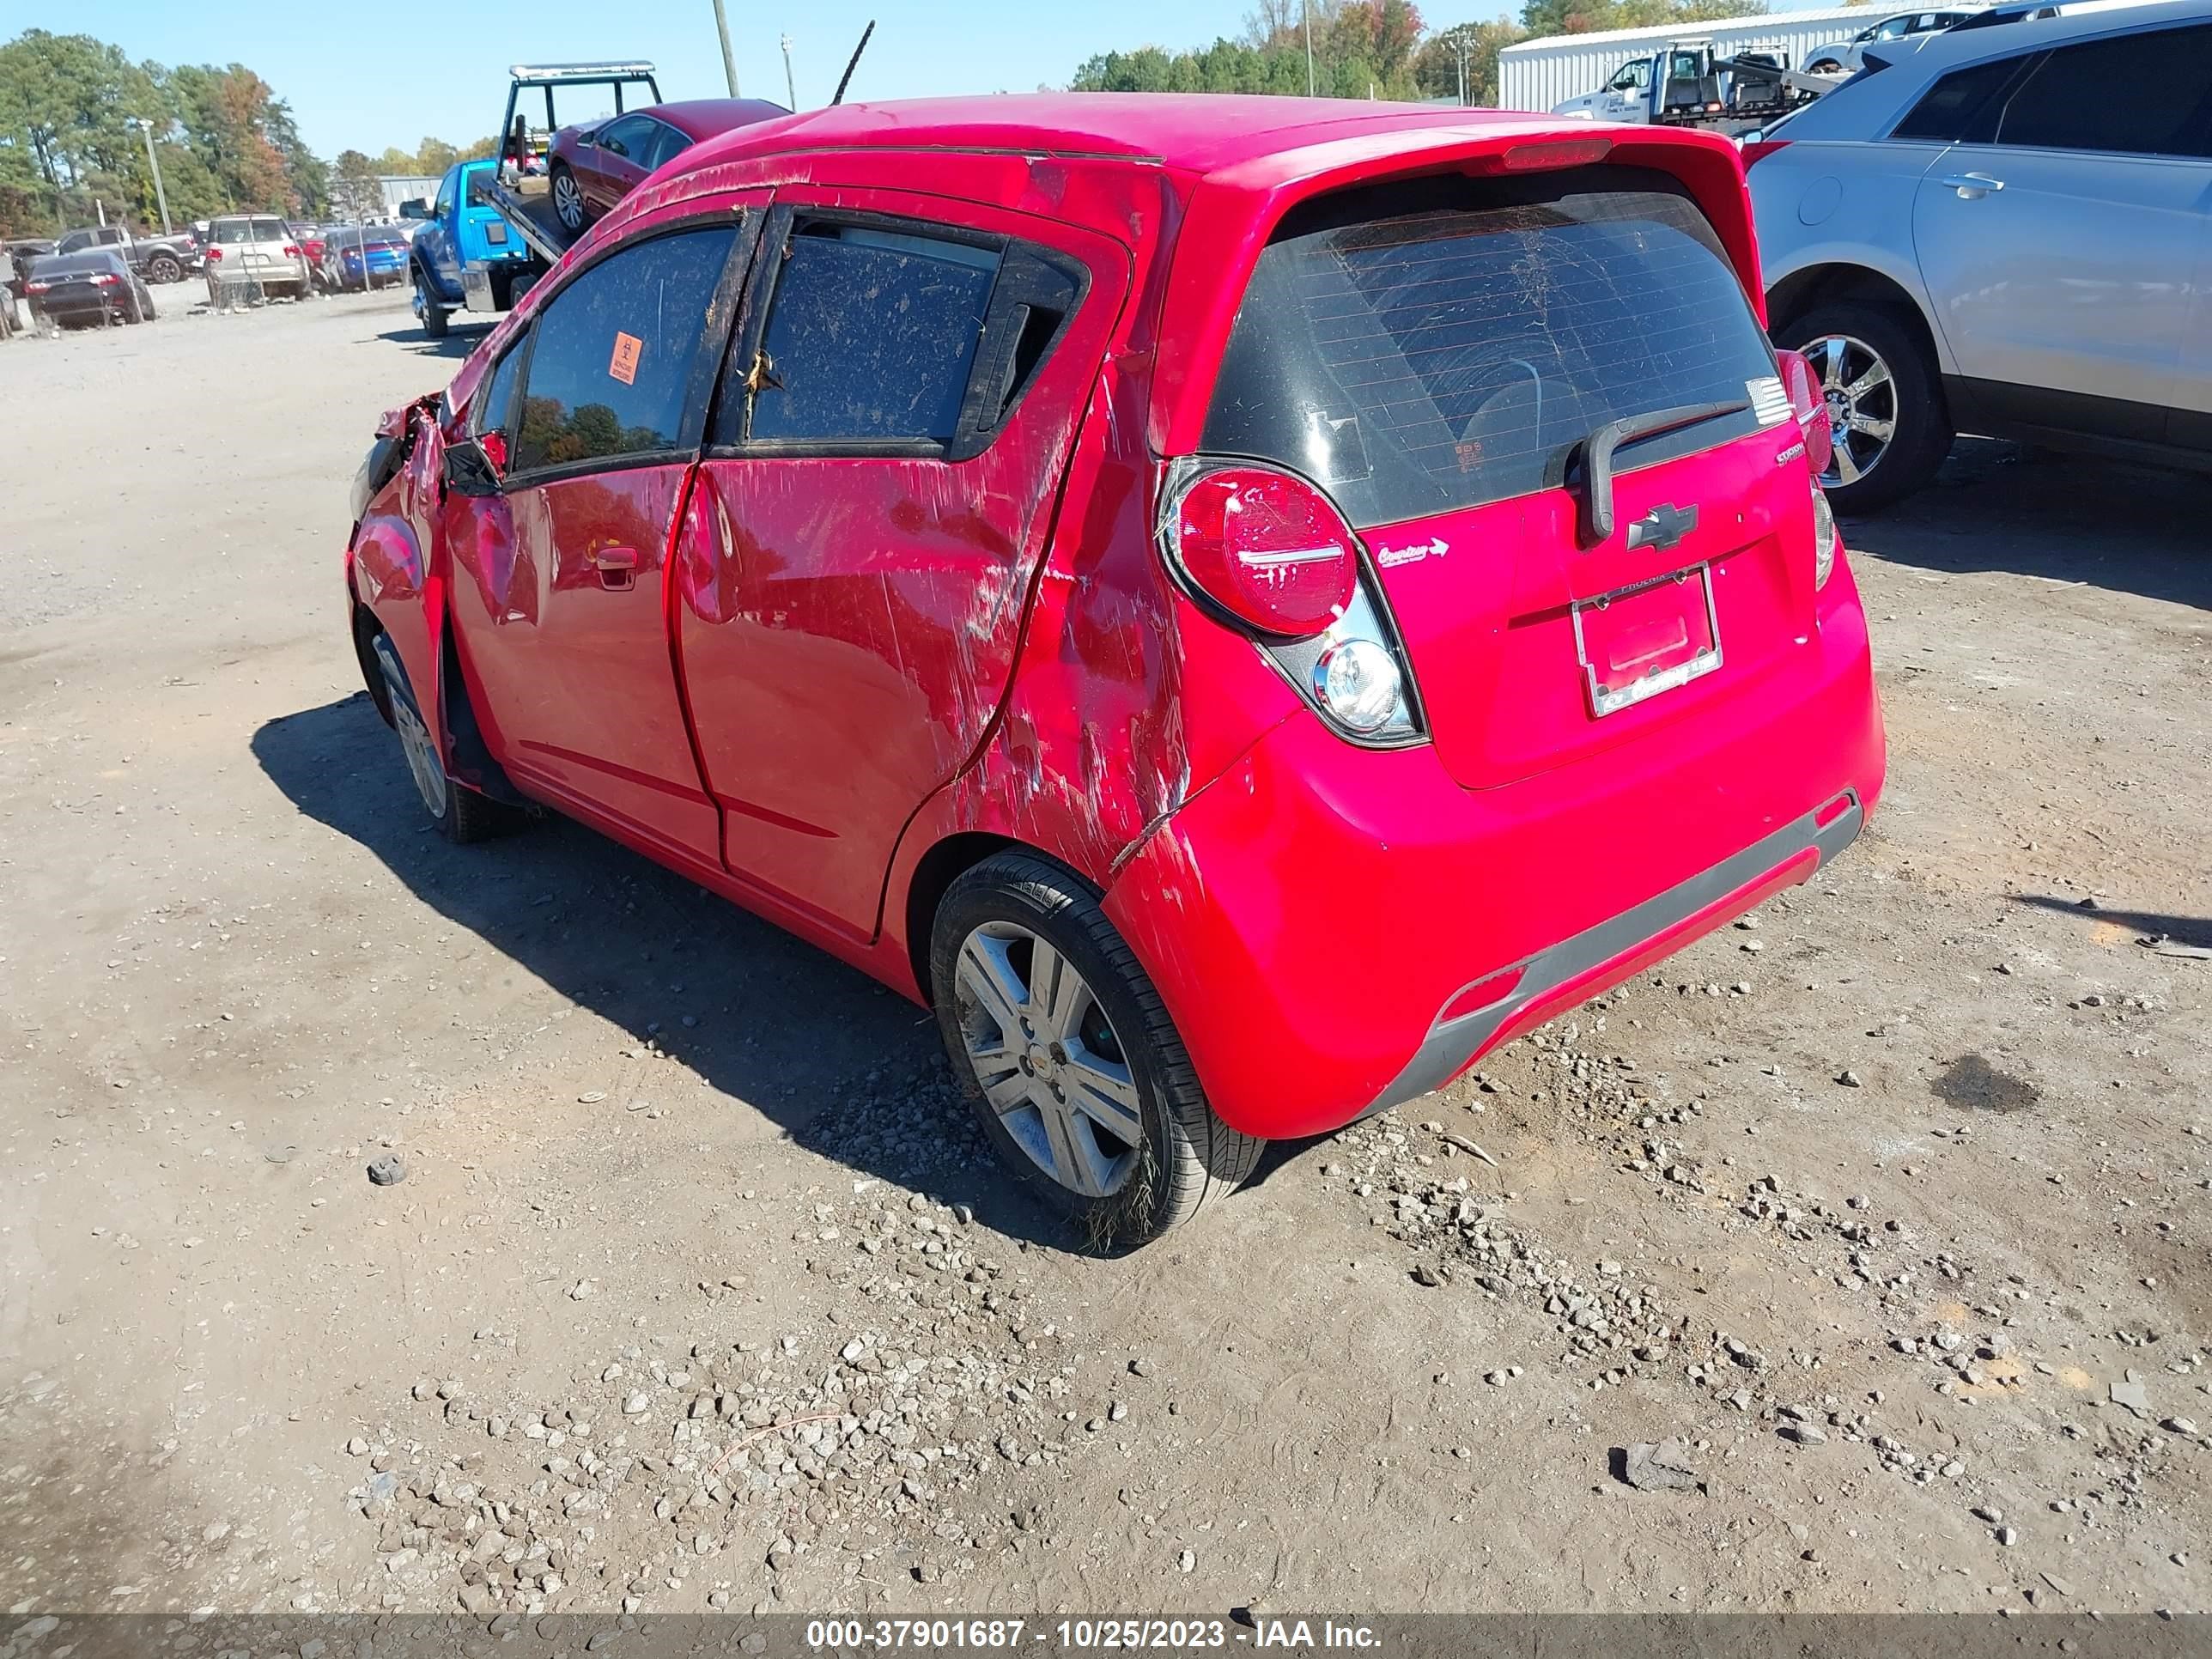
[389,689,449,818]
[953,921,1143,1199]
[1805,333,1897,490]
[553,173,585,233]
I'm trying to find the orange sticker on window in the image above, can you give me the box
[609,331,642,386]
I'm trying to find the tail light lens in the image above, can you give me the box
[1740,139,1790,170]
[1158,459,1424,745]
[25,279,50,294]
[204,246,222,261]
[1161,463,1357,639]
[92,273,118,286]
[283,245,301,258]
[1811,480,1838,589]
[1777,349,1834,478]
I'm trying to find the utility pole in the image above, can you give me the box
[710,0,741,96]
[1455,37,1471,106]
[131,118,173,234]
[781,33,797,109]
[1304,0,1316,96]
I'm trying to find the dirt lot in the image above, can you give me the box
[2,291,2208,1630]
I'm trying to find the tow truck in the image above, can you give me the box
[1553,40,1844,128]
[409,62,663,333]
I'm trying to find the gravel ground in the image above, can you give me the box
[0,291,2207,1624]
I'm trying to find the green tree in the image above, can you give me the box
[1413,20,1528,104]
[416,136,459,174]
[1519,0,1764,35]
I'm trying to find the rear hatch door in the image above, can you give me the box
[1200,165,1821,789]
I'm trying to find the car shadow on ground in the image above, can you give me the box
[1845,439,2212,611]
[2012,893,2212,950]
[252,691,1073,1250]
[377,324,489,361]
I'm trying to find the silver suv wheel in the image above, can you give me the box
[953,921,1142,1199]
[1806,333,1897,489]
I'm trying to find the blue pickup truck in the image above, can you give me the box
[405,159,535,339]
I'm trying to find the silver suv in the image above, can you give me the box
[1747,0,2212,510]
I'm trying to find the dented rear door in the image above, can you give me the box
[673,191,1131,940]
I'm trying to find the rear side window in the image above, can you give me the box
[741,222,1001,446]
[511,226,736,473]
[1202,168,1779,528]
[1992,26,2212,156]
[1891,56,2029,142]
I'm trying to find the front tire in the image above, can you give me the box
[930,853,1260,1247]
[369,634,518,845]
[550,162,587,237]
[1774,301,1951,514]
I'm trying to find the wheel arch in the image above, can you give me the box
[900,832,1022,1003]
[1765,262,1947,380]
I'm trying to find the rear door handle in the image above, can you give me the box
[592,545,640,590]
[1937,173,2005,198]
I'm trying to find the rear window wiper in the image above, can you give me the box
[1571,399,1749,547]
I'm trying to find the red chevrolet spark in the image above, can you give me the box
[344,95,1884,1244]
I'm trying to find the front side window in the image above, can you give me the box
[510,225,737,474]
[596,115,656,160]
[476,337,528,440]
[434,172,457,217]
[1202,168,1780,529]
[735,221,1002,446]
[1992,26,2212,156]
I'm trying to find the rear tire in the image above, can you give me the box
[369,633,520,845]
[929,853,1260,1248]
[147,253,182,283]
[414,270,449,339]
[1774,301,1951,514]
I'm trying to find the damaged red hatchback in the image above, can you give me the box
[345,95,1884,1243]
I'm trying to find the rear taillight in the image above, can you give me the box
[1161,463,1357,639]
[92,273,118,286]
[1739,139,1791,170]
[1158,459,1424,745]
[1777,349,1834,478]
[1811,482,1838,589]
[283,245,301,258]
[25,280,49,294]
[204,246,222,260]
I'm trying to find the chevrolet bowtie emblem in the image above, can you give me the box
[1626,502,1698,552]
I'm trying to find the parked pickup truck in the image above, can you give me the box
[403,158,536,339]
[55,222,201,284]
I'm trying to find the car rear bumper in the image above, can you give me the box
[1102,577,1886,1140]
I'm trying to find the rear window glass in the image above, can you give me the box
[1201,168,1779,528]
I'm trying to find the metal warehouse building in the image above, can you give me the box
[1498,8,1898,112]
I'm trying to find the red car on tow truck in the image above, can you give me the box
[343,94,1883,1244]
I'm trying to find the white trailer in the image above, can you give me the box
[1498,8,1893,112]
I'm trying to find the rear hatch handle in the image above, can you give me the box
[1572,399,1749,548]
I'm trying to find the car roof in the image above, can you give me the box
[33,249,127,273]
[1888,0,2202,63]
[681,93,1560,178]
[1778,0,2208,132]
[643,98,792,139]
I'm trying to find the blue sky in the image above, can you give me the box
[4,0,1837,158]
[3,0,1496,156]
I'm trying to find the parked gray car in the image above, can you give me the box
[1801,9,1982,76]
[1747,0,2212,510]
